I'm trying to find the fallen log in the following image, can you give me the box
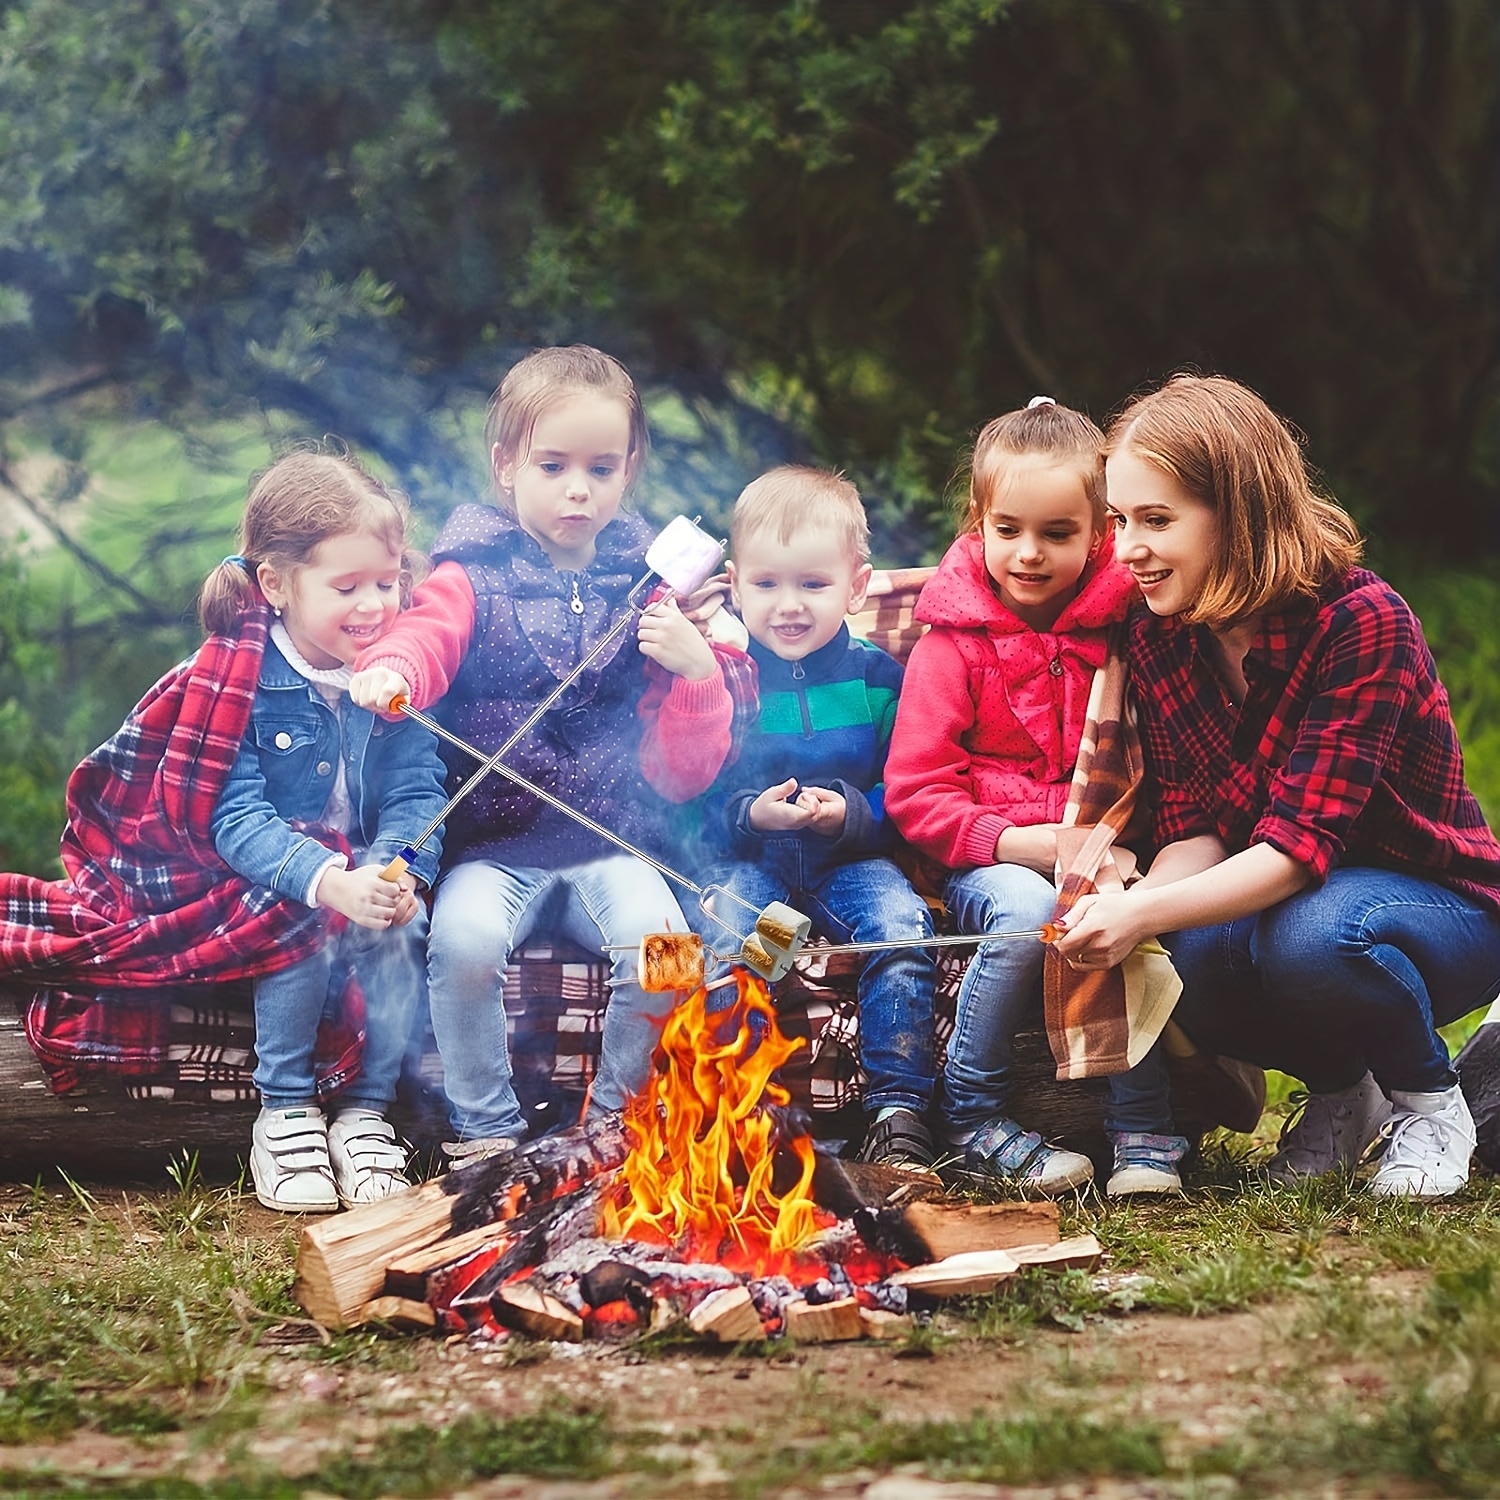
[899,1199,1061,1260]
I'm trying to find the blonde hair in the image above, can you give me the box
[483,344,648,511]
[1104,374,1362,625]
[731,465,870,565]
[199,448,422,636]
[961,398,1107,534]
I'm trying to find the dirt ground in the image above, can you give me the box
[0,1188,1454,1499]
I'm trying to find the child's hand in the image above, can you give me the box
[637,596,718,680]
[678,574,750,651]
[315,863,407,930]
[795,785,846,838]
[387,870,422,927]
[748,777,814,833]
[349,667,411,717]
[994,823,1064,875]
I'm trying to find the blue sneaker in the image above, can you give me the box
[961,1116,1094,1196]
[1106,1131,1190,1197]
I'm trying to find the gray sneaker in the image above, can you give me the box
[961,1116,1095,1196]
[1266,1072,1392,1182]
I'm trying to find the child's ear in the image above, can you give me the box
[725,560,741,612]
[491,442,513,495]
[846,561,874,615]
[256,561,288,611]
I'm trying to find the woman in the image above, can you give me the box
[1054,374,1500,1198]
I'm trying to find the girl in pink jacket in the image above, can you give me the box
[886,397,1184,1197]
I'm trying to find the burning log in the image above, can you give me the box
[293,1114,627,1328]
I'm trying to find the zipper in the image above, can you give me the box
[568,574,584,614]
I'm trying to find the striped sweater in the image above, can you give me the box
[701,624,904,865]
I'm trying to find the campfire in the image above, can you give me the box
[294,971,1101,1343]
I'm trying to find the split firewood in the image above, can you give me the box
[494,1282,584,1342]
[782,1294,865,1343]
[858,1307,912,1340]
[688,1285,766,1343]
[888,1248,1020,1298]
[899,1199,1060,1260]
[294,1116,626,1328]
[357,1295,437,1330]
[1008,1234,1103,1272]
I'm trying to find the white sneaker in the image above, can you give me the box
[1266,1072,1392,1183]
[1368,1085,1476,1199]
[327,1110,410,1207]
[960,1117,1095,1196]
[250,1105,337,1212]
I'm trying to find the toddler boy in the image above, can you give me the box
[694,466,938,1168]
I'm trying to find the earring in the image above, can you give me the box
[273,605,282,617]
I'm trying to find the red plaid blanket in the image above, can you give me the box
[0,605,357,1093]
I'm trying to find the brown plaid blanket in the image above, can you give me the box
[1042,633,1182,1079]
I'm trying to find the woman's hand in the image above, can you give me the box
[1051,892,1156,971]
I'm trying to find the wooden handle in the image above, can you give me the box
[380,852,411,883]
[1039,922,1062,944]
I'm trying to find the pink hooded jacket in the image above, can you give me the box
[885,530,1136,870]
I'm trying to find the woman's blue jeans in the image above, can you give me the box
[427,854,687,1140]
[253,904,429,1112]
[943,862,1173,1136]
[1166,867,1500,1094]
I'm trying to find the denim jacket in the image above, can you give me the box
[211,640,447,902]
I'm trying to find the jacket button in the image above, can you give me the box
[316,760,332,776]
[274,731,293,749]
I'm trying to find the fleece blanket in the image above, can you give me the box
[1042,632,1182,1080]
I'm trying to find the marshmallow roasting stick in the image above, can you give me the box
[380,516,727,884]
[384,698,766,936]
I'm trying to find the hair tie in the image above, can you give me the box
[222,554,250,571]
[1027,395,1056,409]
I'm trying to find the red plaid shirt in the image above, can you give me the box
[1129,568,1500,912]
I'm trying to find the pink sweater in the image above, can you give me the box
[885,532,1136,870]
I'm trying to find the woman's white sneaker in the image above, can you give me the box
[1368,1085,1475,1199]
[250,1105,337,1213]
[327,1110,411,1207]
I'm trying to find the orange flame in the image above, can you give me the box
[599,968,822,1273]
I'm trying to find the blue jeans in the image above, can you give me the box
[1167,867,1500,1095]
[700,849,937,1113]
[427,854,687,1140]
[253,904,429,1112]
[942,863,1172,1136]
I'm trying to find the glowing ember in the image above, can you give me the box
[600,968,823,1272]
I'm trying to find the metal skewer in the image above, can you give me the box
[386,696,761,928]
